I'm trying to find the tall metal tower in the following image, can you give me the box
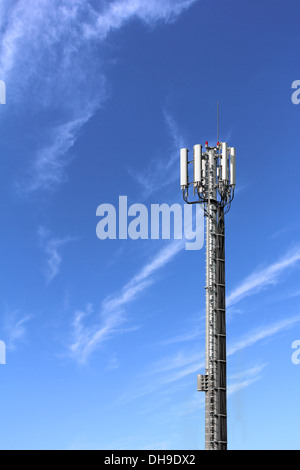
[180,141,236,451]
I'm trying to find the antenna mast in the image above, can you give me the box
[217,101,219,145]
[180,135,236,451]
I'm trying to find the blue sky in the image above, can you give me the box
[0,0,300,450]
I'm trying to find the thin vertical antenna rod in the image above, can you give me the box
[217,101,219,144]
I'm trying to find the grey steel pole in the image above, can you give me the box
[205,149,218,450]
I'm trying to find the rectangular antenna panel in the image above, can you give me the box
[221,142,228,181]
[230,147,236,187]
[193,144,202,187]
[180,148,188,188]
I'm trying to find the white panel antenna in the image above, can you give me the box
[180,148,188,189]
[221,142,228,182]
[193,144,202,187]
[230,147,236,187]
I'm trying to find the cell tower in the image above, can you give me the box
[180,139,236,451]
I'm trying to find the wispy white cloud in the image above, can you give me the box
[69,239,184,363]
[38,226,75,284]
[128,110,186,197]
[106,353,120,371]
[148,350,204,378]
[228,363,267,396]
[159,321,204,346]
[227,246,300,307]
[227,315,300,357]
[83,0,198,40]
[0,0,198,192]
[228,364,267,396]
[69,303,135,364]
[4,309,32,351]
[22,105,100,192]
